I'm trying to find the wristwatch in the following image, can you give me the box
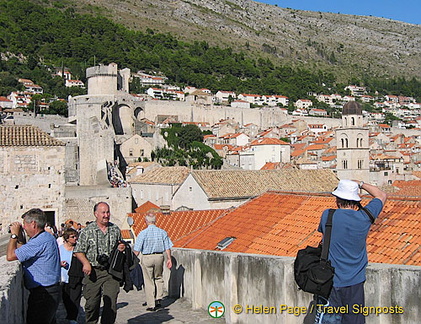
[358,181,365,189]
[10,234,18,239]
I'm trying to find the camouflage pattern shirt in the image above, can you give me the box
[74,221,122,267]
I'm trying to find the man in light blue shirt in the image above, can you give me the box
[7,208,61,324]
[134,208,173,311]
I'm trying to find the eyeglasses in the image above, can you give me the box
[69,235,78,238]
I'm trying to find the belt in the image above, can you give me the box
[30,282,60,290]
[143,252,163,255]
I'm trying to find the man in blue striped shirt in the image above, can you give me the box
[133,209,173,311]
[7,208,61,324]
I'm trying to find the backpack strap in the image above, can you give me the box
[361,206,375,224]
[321,209,335,262]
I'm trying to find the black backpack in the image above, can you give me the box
[294,209,335,299]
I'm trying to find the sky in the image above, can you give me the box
[259,0,421,25]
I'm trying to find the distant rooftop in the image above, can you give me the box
[0,125,65,147]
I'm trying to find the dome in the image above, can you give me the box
[342,101,362,115]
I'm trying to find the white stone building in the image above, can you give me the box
[119,134,154,164]
[129,166,189,208]
[239,138,290,170]
[0,125,66,229]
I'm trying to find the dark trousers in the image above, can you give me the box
[82,268,120,324]
[62,282,82,321]
[318,282,366,324]
[27,283,60,324]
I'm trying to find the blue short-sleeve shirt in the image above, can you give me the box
[318,198,383,287]
[15,231,61,289]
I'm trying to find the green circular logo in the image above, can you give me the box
[208,301,225,318]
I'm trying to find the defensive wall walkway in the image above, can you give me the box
[0,236,420,323]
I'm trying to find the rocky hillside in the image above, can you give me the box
[34,0,420,81]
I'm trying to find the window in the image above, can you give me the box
[140,149,144,157]
[358,160,363,169]
[129,149,133,157]
[342,160,348,169]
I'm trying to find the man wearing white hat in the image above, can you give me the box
[317,179,387,324]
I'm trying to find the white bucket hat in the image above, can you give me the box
[332,179,361,201]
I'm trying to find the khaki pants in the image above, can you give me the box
[82,268,120,324]
[141,254,165,307]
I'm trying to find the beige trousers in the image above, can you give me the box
[141,254,165,307]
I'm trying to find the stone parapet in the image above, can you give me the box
[0,259,26,323]
[166,248,421,324]
[1,248,419,323]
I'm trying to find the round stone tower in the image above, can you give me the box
[86,63,118,95]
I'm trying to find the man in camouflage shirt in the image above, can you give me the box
[74,202,125,324]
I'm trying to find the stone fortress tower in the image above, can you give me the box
[68,63,144,185]
[335,101,370,182]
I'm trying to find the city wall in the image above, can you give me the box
[64,185,133,229]
[0,248,419,324]
[140,100,343,130]
[165,248,420,324]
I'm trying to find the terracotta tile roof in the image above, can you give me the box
[0,125,65,146]
[134,201,160,214]
[128,166,190,184]
[128,208,229,240]
[291,149,306,157]
[311,138,333,144]
[306,144,327,151]
[321,155,336,161]
[291,143,306,151]
[190,169,338,199]
[250,138,289,146]
[387,180,421,198]
[121,229,134,240]
[174,191,421,266]
[213,144,234,151]
[260,162,281,170]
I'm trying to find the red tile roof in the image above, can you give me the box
[389,180,421,197]
[260,162,281,170]
[250,138,289,146]
[121,229,134,240]
[128,208,230,242]
[173,191,421,266]
[134,201,160,214]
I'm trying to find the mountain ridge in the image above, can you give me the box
[33,0,421,82]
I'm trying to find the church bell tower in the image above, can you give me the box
[336,101,370,182]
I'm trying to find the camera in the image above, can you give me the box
[96,254,110,270]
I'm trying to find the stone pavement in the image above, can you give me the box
[56,288,226,324]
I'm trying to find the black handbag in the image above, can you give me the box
[294,209,335,299]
